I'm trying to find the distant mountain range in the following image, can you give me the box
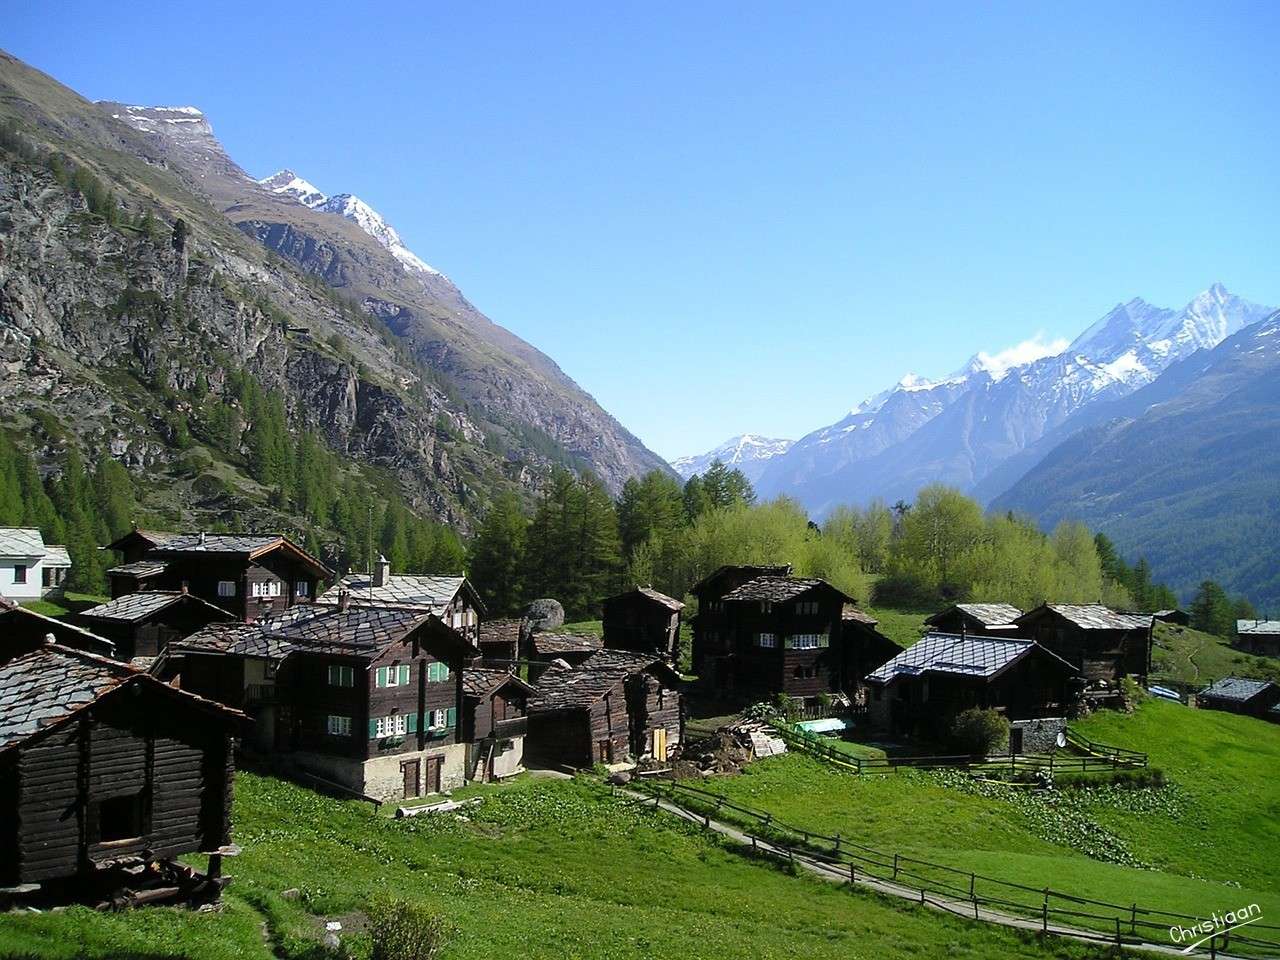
[671,434,793,483]
[677,285,1279,604]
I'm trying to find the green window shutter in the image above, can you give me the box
[407,712,418,734]
[441,664,451,682]
[400,664,411,685]
[446,706,457,729]
[368,718,378,739]
[375,666,385,688]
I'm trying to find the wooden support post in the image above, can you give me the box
[207,853,223,881]
[893,853,900,880]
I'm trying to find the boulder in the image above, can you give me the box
[524,598,565,631]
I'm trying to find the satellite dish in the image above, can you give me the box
[1055,731,1067,748]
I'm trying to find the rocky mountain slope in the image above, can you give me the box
[0,50,663,539]
[751,285,1273,515]
[671,434,793,483]
[95,96,668,493]
[993,312,1280,607]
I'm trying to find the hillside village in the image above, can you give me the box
[3,518,1279,957]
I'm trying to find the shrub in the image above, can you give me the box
[774,692,800,722]
[367,896,452,960]
[949,707,1010,756]
[1056,767,1166,791]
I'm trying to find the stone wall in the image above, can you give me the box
[1007,716,1066,755]
[290,743,467,802]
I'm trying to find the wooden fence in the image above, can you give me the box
[627,779,1280,959]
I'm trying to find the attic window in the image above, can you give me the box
[96,792,145,843]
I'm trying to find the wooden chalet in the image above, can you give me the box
[1152,609,1190,627]
[693,572,894,702]
[1014,604,1152,685]
[924,603,1023,637]
[76,591,235,661]
[1197,677,1280,719]
[0,596,116,661]
[690,563,792,677]
[318,558,484,645]
[864,633,1078,744]
[476,618,522,664]
[601,587,684,660]
[461,667,533,781]
[526,650,683,769]
[1236,620,1280,657]
[168,599,477,802]
[104,531,333,623]
[0,642,242,896]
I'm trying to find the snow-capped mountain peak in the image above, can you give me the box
[256,171,443,279]
[258,169,327,207]
[671,434,794,481]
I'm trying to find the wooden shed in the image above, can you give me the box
[76,591,235,661]
[1197,677,1280,718]
[1014,604,1152,685]
[601,587,684,660]
[526,650,683,769]
[0,642,242,895]
[476,618,522,665]
[1236,620,1280,657]
[924,603,1024,637]
[461,667,533,781]
[0,597,116,661]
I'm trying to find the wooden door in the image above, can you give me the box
[424,756,443,794]
[653,727,668,761]
[401,759,420,798]
[1009,728,1024,755]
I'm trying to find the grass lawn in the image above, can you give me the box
[0,774,1120,960]
[699,698,1280,928]
[21,591,109,618]
[560,619,602,636]
[865,606,929,650]
[1151,623,1280,687]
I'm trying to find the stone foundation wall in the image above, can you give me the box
[289,743,467,802]
[1008,717,1066,754]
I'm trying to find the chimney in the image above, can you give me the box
[43,632,56,646]
[374,554,391,588]
[338,589,350,612]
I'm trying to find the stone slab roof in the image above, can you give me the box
[478,619,522,646]
[107,559,170,578]
[867,632,1075,684]
[606,587,684,612]
[842,603,879,626]
[0,645,133,750]
[528,650,671,712]
[79,590,230,624]
[155,533,282,554]
[462,666,534,700]
[722,576,827,603]
[1237,620,1280,636]
[1200,676,1276,702]
[43,545,71,567]
[0,527,46,557]
[1030,604,1152,631]
[319,574,466,612]
[928,603,1024,627]
[528,632,602,657]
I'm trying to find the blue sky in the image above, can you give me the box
[6,1,1279,460]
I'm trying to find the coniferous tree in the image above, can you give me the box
[1190,580,1235,637]
[468,492,528,615]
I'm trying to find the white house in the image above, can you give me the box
[0,528,72,602]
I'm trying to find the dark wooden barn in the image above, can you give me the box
[864,633,1078,742]
[840,605,901,690]
[0,642,242,895]
[924,603,1024,637]
[601,587,684,660]
[526,651,683,769]
[1236,620,1280,657]
[76,591,235,661]
[104,531,333,623]
[461,667,533,781]
[1197,677,1280,718]
[476,618,522,664]
[0,597,116,661]
[1152,609,1190,627]
[318,566,486,646]
[1014,604,1152,685]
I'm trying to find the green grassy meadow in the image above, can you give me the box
[1150,622,1280,687]
[0,774,1119,960]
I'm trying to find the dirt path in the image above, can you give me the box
[624,788,1256,959]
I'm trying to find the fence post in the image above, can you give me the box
[1114,917,1121,947]
[1042,902,1048,934]
[849,862,856,884]
[893,853,900,880]
[1129,903,1137,935]
[751,834,757,854]
[969,873,976,901]
[834,833,841,853]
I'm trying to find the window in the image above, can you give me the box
[328,664,354,687]
[252,580,282,598]
[426,708,457,731]
[760,600,773,613]
[786,633,828,650]
[795,600,819,615]
[375,714,408,738]
[757,632,777,649]
[376,664,411,687]
[96,792,145,843]
[42,567,53,587]
[427,661,451,683]
[327,715,352,736]
[428,709,447,730]
[295,581,310,597]
[217,580,237,597]
[13,564,26,584]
